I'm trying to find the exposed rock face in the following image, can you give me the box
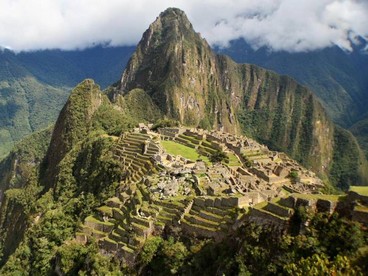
[119,8,237,132]
[115,8,366,184]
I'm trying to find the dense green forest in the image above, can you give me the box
[0,46,134,158]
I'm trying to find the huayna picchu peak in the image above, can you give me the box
[114,8,367,187]
[0,7,367,275]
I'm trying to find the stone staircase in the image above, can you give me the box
[77,179,193,263]
[181,198,236,240]
[248,197,295,230]
[114,132,161,184]
[77,182,158,262]
[164,131,220,158]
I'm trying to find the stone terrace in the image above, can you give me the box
[76,125,327,265]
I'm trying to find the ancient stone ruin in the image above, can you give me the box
[76,125,330,265]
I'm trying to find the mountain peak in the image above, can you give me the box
[137,7,197,54]
[112,9,367,185]
[158,7,188,21]
[153,7,194,35]
[117,7,217,125]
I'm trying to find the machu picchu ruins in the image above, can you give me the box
[76,124,345,265]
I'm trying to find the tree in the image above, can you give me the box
[288,170,300,184]
[209,150,229,164]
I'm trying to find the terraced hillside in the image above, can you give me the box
[76,125,326,264]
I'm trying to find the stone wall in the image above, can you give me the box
[316,199,337,214]
[295,197,317,211]
[181,220,224,241]
[249,208,288,228]
[352,209,368,225]
[264,202,294,218]
[347,191,368,205]
[278,196,296,208]
[85,220,114,233]
[183,129,204,140]
[194,196,248,208]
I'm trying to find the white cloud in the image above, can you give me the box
[0,0,367,52]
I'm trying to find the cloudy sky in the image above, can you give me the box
[0,0,367,52]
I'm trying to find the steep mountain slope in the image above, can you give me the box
[218,40,368,160]
[0,127,53,263]
[0,50,67,158]
[0,79,131,270]
[115,8,367,186]
[216,39,368,128]
[42,79,136,188]
[0,46,134,158]
[351,118,368,159]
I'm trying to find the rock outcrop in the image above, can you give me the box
[114,8,367,186]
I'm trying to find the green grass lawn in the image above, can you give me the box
[227,152,242,166]
[355,205,368,213]
[350,186,368,196]
[96,206,113,216]
[85,216,114,226]
[161,140,210,164]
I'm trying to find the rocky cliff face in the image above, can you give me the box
[118,8,239,133]
[115,8,365,184]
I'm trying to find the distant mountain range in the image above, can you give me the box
[216,40,368,157]
[1,35,367,160]
[0,46,134,157]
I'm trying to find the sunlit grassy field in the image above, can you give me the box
[227,152,242,166]
[161,140,211,164]
[350,186,368,196]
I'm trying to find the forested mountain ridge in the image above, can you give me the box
[114,8,367,187]
[0,7,367,275]
[0,50,67,157]
[0,47,134,158]
[1,23,368,160]
[217,39,368,157]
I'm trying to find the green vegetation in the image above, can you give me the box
[350,117,368,159]
[350,186,368,196]
[0,45,133,158]
[218,38,368,130]
[0,131,125,274]
[227,152,242,166]
[161,140,210,164]
[291,193,342,201]
[288,170,300,184]
[0,126,53,189]
[151,119,180,131]
[0,7,367,275]
[121,89,162,123]
[0,75,68,158]
[139,236,189,275]
[209,150,229,164]
[92,102,135,136]
[135,211,367,275]
[330,127,368,190]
